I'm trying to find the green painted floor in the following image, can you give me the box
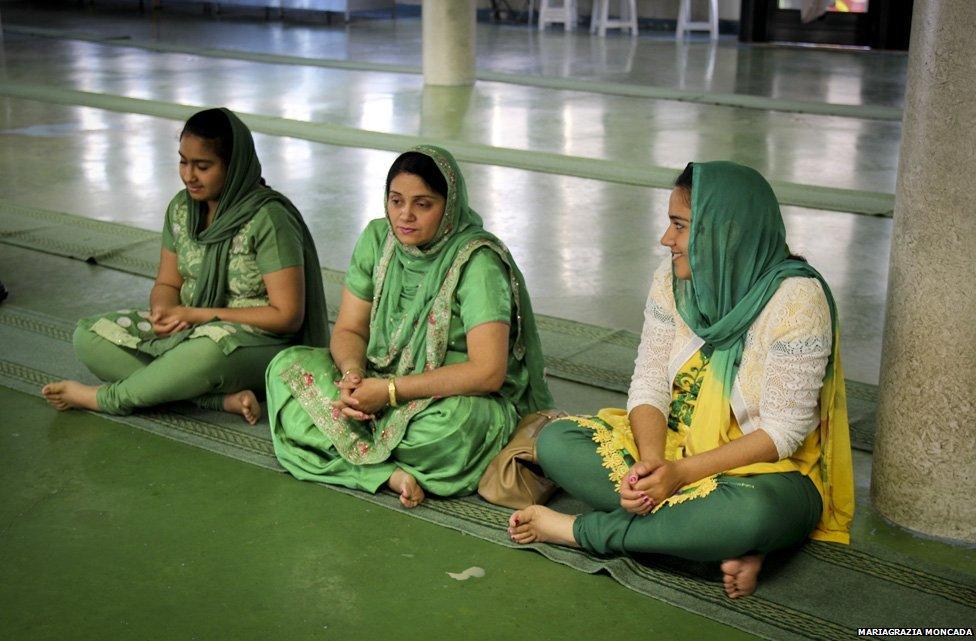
[0,386,757,641]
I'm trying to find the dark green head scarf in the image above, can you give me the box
[674,161,838,394]
[367,144,552,416]
[669,162,854,543]
[182,108,328,347]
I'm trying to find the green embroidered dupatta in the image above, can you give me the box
[140,108,328,356]
[294,144,552,465]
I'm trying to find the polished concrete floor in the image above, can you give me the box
[0,1,903,384]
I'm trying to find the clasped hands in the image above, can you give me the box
[332,369,389,421]
[149,305,201,337]
[619,458,687,516]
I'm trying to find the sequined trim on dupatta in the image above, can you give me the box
[278,359,428,465]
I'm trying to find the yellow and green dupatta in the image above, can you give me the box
[676,161,853,543]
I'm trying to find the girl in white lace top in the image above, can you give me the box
[508,161,854,599]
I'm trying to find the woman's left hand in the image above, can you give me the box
[347,377,390,417]
[156,305,203,326]
[151,305,202,334]
[633,460,687,504]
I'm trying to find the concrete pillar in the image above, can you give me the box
[872,0,976,543]
[422,0,476,87]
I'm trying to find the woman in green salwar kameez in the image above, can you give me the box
[43,108,327,422]
[265,145,552,507]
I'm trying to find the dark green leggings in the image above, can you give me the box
[537,419,822,560]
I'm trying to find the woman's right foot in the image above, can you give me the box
[41,381,100,411]
[223,390,262,425]
[508,505,579,547]
[388,468,425,508]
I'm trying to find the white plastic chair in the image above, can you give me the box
[589,0,638,37]
[532,0,579,32]
[676,0,719,40]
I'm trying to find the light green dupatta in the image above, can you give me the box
[284,144,552,465]
[670,161,854,543]
[140,108,328,356]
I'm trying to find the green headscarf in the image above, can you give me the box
[674,161,838,395]
[145,108,328,355]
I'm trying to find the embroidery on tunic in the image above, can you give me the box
[571,412,719,508]
[278,359,433,465]
[189,324,233,344]
[568,415,632,491]
[90,317,141,349]
[669,352,710,431]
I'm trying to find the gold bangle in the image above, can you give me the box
[387,377,399,408]
[342,366,364,379]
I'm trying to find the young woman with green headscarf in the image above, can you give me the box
[509,161,854,599]
[43,108,327,423]
[265,145,552,508]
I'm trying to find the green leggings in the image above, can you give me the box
[73,324,283,415]
[537,419,822,561]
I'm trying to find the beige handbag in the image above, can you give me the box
[478,409,567,509]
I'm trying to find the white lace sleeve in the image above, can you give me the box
[758,278,832,459]
[627,258,675,416]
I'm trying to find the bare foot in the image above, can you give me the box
[388,468,425,508]
[508,505,579,547]
[720,554,764,598]
[223,390,262,426]
[41,380,100,412]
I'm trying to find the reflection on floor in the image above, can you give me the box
[0,2,900,383]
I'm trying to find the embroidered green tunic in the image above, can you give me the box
[265,218,531,497]
[80,193,305,354]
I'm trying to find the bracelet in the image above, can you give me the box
[388,377,399,408]
[342,366,364,379]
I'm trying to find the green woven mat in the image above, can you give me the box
[3,24,903,122]
[0,201,879,450]
[1,305,973,641]
[0,81,895,217]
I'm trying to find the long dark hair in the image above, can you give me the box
[386,151,448,198]
[181,108,234,166]
[674,162,806,262]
